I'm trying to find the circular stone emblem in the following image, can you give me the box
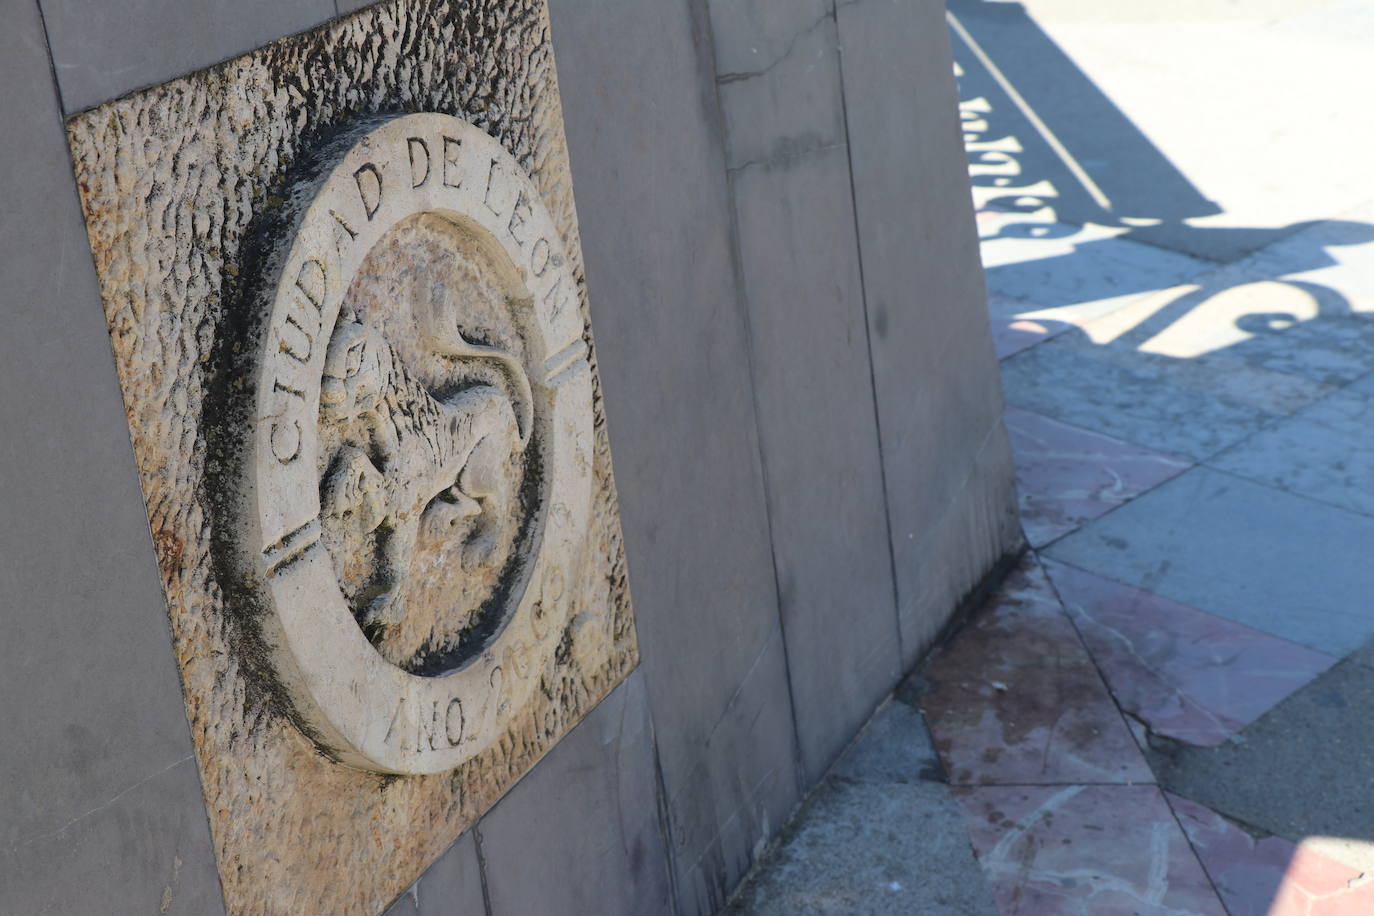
[237,114,592,774]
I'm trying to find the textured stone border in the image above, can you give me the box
[65,3,637,910]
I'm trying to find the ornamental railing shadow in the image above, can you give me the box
[948,0,1374,907]
[950,0,1374,352]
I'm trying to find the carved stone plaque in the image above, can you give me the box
[64,3,636,911]
[234,114,593,774]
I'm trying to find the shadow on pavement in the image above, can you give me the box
[948,0,1374,909]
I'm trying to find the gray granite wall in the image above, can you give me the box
[0,0,1017,912]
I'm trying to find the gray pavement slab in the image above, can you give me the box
[1065,218,1374,386]
[948,0,1226,257]
[1209,386,1374,519]
[1077,326,1334,419]
[1346,635,1374,672]
[999,331,1327,461]
[979,225,1212,316]
[1213,313,1374,386]
[1047,467,1374,656]
[726,701,997,916]
[726,781,998,916]
[829,701,945,786]
[1350,371,1374,398]
[1149,660,1374,862]
[1198,213,1374,321]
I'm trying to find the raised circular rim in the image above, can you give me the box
[245,113,593,774]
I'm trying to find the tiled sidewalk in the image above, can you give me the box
[729,1,1374,912]
[919,0,1374,909]
[732,220,1374,912]
[923,118,1374,916]
[914,319,1374,914]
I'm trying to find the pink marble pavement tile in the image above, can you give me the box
[1004,407,1192,547]
[1045,560,1337,747]
[955,784,1226,916]
[989,293,1074,360]
[920,556,1151,785]
[994,316,1069,360]
[1168,792,1374,915]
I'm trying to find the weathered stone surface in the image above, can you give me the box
[727,147,902,785]
[65,2,635,911]
[709,0,846,172]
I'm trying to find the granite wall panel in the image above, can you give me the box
[705,0,908,786]
[547,0,805,908]
[382,830,486,915]
[0,0,221,911]
[722,144,902,783]
[4,759,224,915]
[39,0,335,114]
[478,673,673,916]
[835,0,1022,665]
